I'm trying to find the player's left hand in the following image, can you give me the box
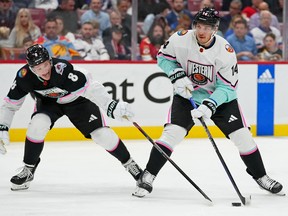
[107,101,134,122]
[191,99,217,119]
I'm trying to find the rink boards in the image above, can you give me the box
[0,61,287,141]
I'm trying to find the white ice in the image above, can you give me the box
[0,137,287,216]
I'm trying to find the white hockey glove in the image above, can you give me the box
[0,125,10,155]
[191,99,217,120]
[107,101,134,122]
[169,68,194,99]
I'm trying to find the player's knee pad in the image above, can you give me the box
[229,127,257,154]
[26,113,51,142]
[156,124,186,151]
[90,127,119,151]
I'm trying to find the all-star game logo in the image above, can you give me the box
[187,60,214,85]
[177,30,188,36]
[34,87,68,98]
[18,68,28,78]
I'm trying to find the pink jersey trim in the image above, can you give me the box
[240,146,258,156]
[106,138,120,152]
[4,96,25,105]
[26,136,44,143]
[155,140,174,152]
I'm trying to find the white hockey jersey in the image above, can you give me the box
[157,29,239,106]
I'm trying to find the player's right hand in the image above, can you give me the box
[107,101,134,122]
[169,68,193,99]
[0,125,9,154]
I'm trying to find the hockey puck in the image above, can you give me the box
[231,202,241,207]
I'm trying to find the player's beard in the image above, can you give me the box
[150,35,165,46]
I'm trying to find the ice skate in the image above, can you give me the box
[10,159,40,191]
[256,175,284,195]
[132,170,155,198]
[123,158,143,181]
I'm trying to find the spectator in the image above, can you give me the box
[0,26,9,39]
[55,16,76,42]
[104,25,130,60]
[250,10,282,49]
[257,32,282,61]
[241,0,263,21]
[173,13,192,31]
[102,10,130,47]
[116,0,132,46]
[80,0,111,37]
[248,1,279,30]
[12,0,33,9]
[18,36,33,59]
[272,0,283,22]
[33,0,59,11]
[73,21,110,60]
[227,19,258,61]
[142,2,170,35]
[0,8,41,48]
[47,0,79,33]
[137,0,169,22]
[34,18,81,60]
[139,22,165,61]
[222,0,250,11]
[90,20,101,39]
[224,14,245,38]
[0,0,17,31]
[166,0,193,31]
[219,0,242,35]
[200,0,214,9]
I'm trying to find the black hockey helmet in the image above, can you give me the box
[26,44,50,67]
[193,7,220,27]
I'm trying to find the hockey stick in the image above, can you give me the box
[190,98,251,205]
[132,121,212,203]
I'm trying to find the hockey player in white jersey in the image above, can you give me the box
[0,44,142,191]
[133,7,283,197]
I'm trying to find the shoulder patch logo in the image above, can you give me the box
[177,30,188,36]
[18,68,27,78]
[225,44,234,53]
[54,62,67,75]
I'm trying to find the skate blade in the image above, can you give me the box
[11,182,30,191]
[132,186,150,198]
[275,191,286,196]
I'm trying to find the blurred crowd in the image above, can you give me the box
[0,0,284,61]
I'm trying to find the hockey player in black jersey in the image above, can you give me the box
[0,44,142,191]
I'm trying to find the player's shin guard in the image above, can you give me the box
[241,149,283,194]
[108,140,142,180]
[146,144,172,176]
[23,138,44,165]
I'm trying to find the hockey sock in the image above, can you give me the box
[241,149,266,179]
[23,138,44,165]
[108,140,130,164]
[146,143,172,176]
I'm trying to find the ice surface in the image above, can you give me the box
[0,137,287,216]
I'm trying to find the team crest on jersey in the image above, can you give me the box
[34,87,68,98]
[225,44,234,53]
[54,62,67,75]
[187,61,214,85]
[177,30,188,36]
[18,68,27,78]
